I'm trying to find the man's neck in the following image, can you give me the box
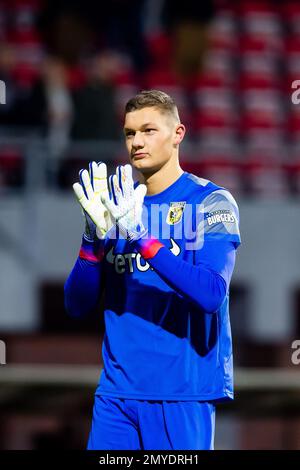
[139,159,184,196]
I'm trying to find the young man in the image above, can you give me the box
[64,90,241,450]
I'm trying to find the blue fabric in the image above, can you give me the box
[87,395,215,450]
[65,171,241,402]
[64,237,105,318]
[132,238,235,313]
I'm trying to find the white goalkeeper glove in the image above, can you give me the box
[73,161,112,240]
[101,164,147,241]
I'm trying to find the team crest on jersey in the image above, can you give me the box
[166,202,186,225]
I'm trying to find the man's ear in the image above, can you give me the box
[174,124,186,145]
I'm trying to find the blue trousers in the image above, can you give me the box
[87,395,215,450]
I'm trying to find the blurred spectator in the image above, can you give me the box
[38,0,149,77]
[95,0,150,75]
[38,1,93,65]
[27,57,73,155]
[0,43,28,127]
[162,0,216,79]
[71,52,120,141]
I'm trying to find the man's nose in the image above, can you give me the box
[132,131,145,148]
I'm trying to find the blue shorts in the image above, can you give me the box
[87,395,215,450]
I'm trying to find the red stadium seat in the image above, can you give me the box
[207,7,238,54]
[244,153,288,196]
[281,2,300,36]
[146,33,172,69]
[238,1,282,38]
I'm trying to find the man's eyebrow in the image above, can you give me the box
[124,122,157,132]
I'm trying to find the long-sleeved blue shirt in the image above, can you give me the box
[65,172,241,401]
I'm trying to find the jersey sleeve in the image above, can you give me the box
[199,189,241,248]
[131,188,241,314]
[64,236,105,317]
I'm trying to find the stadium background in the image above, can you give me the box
[0,0,300,449]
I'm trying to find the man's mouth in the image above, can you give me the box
[132,152,148,159]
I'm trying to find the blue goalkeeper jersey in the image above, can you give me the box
[65,171,241,401]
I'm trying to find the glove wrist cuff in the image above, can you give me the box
[131,234,164,259]
[79,235,105,262]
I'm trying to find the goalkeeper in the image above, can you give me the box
[64,90,241,450]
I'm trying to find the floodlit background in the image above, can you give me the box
[0,0,300,450]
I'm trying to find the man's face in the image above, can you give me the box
[124,107,181,174]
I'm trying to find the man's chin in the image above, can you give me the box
[131,157,166,175]
[132,159,153,173]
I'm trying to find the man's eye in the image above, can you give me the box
[126,132,134,137]
[145,128,155,133]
